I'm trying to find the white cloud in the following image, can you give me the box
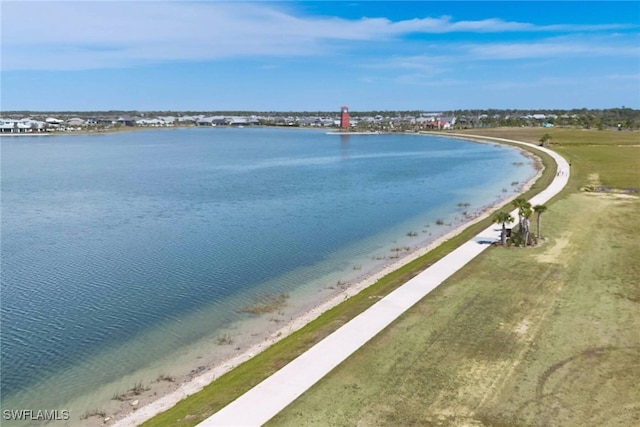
[363,33,639,72]
[465,38,639,60]
[606,73,640,80]
[1,2,636,71]
[395,73,467,86]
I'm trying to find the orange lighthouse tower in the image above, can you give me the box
[340,106,350,129]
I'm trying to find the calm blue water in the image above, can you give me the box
[1,128,535,417]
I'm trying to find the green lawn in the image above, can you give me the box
[269,191,640,426]
[268,128,640,426]
[142,128,639,427]
[456,127,639,191]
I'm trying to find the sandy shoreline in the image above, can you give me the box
[104,138,543,427]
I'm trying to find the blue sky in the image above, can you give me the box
[1,1,639,112]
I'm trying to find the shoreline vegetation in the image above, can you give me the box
[95,131,551,427]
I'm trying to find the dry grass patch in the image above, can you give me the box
[535,233,571,265]
[269,191,640,427]
[237,292,289,316]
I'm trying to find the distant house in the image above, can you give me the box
[136,118,166,126]
[157,116,176,125]
[419,116,455,130]
[298,118,315,127]
[0,118,45,133]
[440,117,456,129]
[23,119,46,131]
[196,117,216,126]
[66,118,86,126]
[175,116,195,124]
[211,116,229,126]
[116,116,135,126]
[0,119,18,133]
[229,117,248,126]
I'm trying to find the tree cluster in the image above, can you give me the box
[493,198,548,247]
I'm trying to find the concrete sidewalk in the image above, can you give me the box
[199,138,569,427]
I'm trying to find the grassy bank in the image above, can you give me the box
[139,130,557,427]
[455,127,639,192]
[268,128,640,426]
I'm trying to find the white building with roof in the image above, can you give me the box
[0,118,46,133]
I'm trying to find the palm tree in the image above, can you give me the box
[493,211,514,246]
[511,197,527,224]
[539,133,552,146]
[512,197,532,246]
[512,196,529,226]
[533,204,548,239]
[521,204,533,247]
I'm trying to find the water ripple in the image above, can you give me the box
[1,128,536,410]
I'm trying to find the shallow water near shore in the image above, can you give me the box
[1,128,535,422]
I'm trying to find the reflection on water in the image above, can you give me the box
[340,133,351,160]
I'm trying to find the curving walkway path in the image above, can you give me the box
[199,136,570,427]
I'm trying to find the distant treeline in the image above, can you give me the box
[445,108,640,130]
[3,108,639,129]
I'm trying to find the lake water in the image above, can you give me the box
[1,128,535,422]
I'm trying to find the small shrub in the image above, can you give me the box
[111,391,127,401]
[130,381,149,396]
[238,292,290,316]
[156,374,175,382]
[80,409,106,420]
[216,334,234,345]
[336,280,348,289]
